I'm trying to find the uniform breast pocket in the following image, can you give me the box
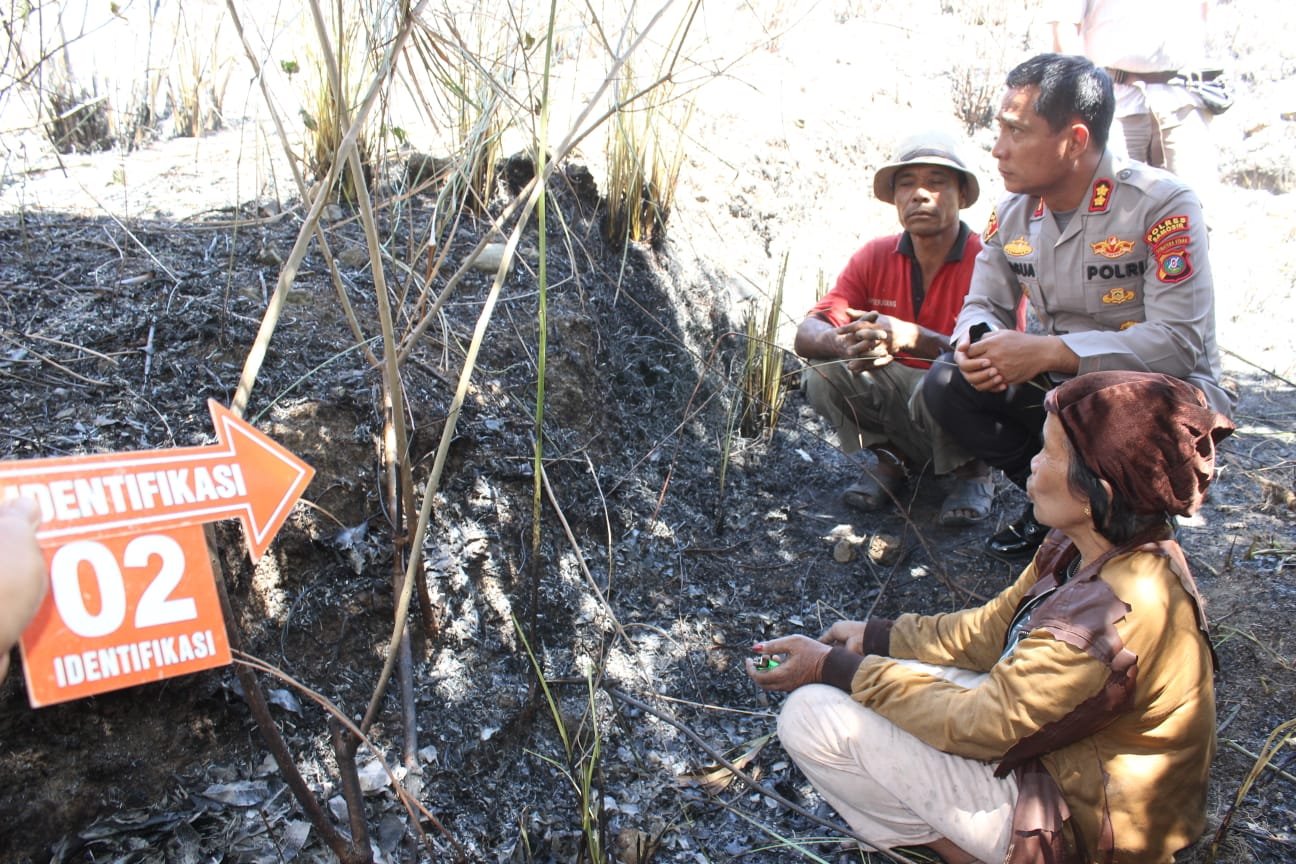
[1083,259,1147,327]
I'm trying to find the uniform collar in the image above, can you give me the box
[1029,149,1125,222]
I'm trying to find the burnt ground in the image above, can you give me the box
[0,157,1294,864]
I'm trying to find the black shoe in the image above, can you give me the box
[985,507,1049,561]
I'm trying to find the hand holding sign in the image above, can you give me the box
[0,498,47,681]
[2,401,314,707]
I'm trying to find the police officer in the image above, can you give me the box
[921,53,1233,561]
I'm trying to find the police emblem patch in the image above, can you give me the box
[1101,287,1137,305]
[1090,235,1136,259]
[1157,250,1192,282]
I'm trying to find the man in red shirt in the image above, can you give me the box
[796,129,993,525]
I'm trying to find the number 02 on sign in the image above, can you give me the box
[22,526,226,706]
[3,401,314,708]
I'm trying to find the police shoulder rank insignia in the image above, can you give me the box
[1090,235,1136,259]
[1156,249,1192,283]
[1101,286,1137,305]
[984,206,999,241]
[1089,179,1113,213]
[1003,236,1034,257]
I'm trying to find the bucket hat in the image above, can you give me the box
[873,129,980,207]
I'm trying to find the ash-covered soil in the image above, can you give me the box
[0,150,1293,864]
[2,3,1295,862]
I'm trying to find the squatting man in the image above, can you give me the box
[795,128,1000,527]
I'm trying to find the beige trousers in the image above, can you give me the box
[801,360,975,476]
[1112,85,1219,214]
[777,663,1016,862]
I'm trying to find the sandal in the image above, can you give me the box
[939,475,995,526]
[842,469,907,512]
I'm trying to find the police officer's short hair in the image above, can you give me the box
[1006,53,1115,151]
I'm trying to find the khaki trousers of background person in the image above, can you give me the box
[777,663,1016,861]
[1111,85,1219,214]
[801,360,976,476]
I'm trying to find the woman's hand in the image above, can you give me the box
[745,634,832,692]
[819,620,869,654]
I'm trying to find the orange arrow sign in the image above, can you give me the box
[0,400,313,562]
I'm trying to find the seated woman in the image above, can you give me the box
[747,371,1234,863]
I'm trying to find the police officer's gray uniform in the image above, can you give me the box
[955,150,1232,416]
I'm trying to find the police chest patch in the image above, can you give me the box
[1101,287,1137,305]
[1087,260,1146,280]
[1003,236,1033,257]
[1090,235,1136,258]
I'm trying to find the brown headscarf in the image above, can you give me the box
[1044,371,1235,516]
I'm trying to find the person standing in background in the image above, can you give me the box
[1046,0,1224,213]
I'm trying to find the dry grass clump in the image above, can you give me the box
[168,16,231,138]
[737,253,790,440]
[406,13,513,218]
[5,1,231,153]
[42,82,114,154]
[299,2,380,204]
[944,0,1028,133]
[599,1,699,248]
[0,4,113,153]
[602,62,692,247]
